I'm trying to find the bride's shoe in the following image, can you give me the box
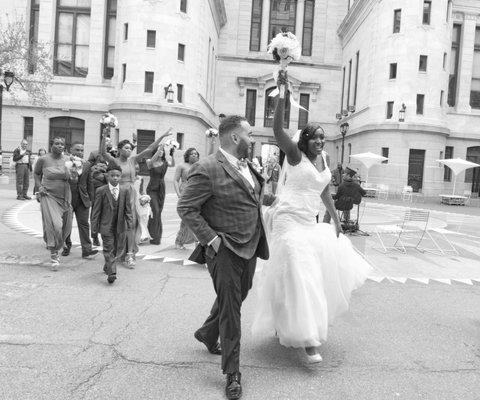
[305,347,323,364]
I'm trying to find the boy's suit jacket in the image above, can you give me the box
[91,185,133,236]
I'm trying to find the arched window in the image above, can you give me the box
[49,117,85,151]
[465,146,480,194]
[264,87,290,128]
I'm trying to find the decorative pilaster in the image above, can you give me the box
[295,0,305,46]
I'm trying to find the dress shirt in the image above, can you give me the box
[18,149,29,164]
[108,183,119,200]
[219,147,254,188]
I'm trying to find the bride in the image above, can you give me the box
[252,76,372,363]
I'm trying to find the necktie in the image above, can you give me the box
[112,187,118,200]
[237,158,247,169]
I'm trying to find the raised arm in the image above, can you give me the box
[273,75,302,165]
[100,133,117,165]
[146,145,163,169]
[134,127,173,161]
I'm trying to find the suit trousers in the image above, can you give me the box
[101,234,117,275]
[65,200,92,252]
[15,164,30,197]
[196,243,257,374]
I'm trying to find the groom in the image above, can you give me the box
[177,115,274,400]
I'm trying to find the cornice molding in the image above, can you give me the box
[337,0,377,44]
[217,55,341,71]
[343,123,451,138]
[237,73,321,102]
[209,0,227,34]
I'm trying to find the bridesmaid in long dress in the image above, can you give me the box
[33,137,74,270]
[100,128,173,266]
[146,143,175,245]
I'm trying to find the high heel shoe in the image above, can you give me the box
[305,347,323,364]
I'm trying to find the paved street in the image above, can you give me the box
[1,184,479,399]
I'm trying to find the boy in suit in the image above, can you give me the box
[91,164,133,284]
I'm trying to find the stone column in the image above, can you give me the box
[295,0,305,46]
[86,0,106,84]
[260,0,270,51]
[455,14,477,112]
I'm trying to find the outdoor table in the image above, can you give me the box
[363,187,378,198]
[439,194,467,205]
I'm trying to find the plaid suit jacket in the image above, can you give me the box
[177,150,270,260]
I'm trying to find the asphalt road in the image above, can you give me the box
[0,188,479,400]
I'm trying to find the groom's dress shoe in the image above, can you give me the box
[225,372,242,400]
[194,330,221,355]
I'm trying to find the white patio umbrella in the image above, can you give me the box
[350,152,388,185]
[436,158,480,195]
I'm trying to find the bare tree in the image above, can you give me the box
[0,16,53,106]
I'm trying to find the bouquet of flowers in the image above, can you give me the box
[205,128,219,138]
[163,137,180,150]
[65,155,83,180]
[99,112,118,128]
[267,31,306,111]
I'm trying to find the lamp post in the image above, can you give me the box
[340,121,349,165]
[0,70,15,150]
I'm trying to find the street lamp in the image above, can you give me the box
[340,122,349,165]
[0,70,15,151]
[164,83,174,103]
[399,103,406,122]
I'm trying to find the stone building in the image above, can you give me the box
[336,0,480,196]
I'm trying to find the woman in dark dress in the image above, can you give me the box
[146,144,175,245]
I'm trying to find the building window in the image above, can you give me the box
[443,52,447,70]
[121,63,126,84]
[249,0,263,52]
[245,89,257,126]
[144,71,154,93]
[180,0,187,13]
[147,30,156,48]
[393,9,401,33]
[444,146,453,181]
[124,23,128,40]
[347,59,352,108]
[302,0,314,56]
[348,143,352,163]
[54,0,91,77]
[23,117,34,149]
[176,132,184,150]
[470,27,480,109]
[386,101,394,119]
[416,94,425,115]
[49,117,85,150]
[298,94,310,129]
[177,83,184,103]
[265,86,290,128]
[423,1,431,25]
[269,0,297,40]
[389,63,397,79]
[353,51,359,106]
[28,0,40,74]
[178,43,185,61]
[446,0,452,22]
[419,55,428,72]
[382,147,389,164]
[448,24,461,107]
[103,0,117,79]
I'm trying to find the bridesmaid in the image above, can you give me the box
[33,138,74,270]
[146,143,175,245]
[101,128,173,266]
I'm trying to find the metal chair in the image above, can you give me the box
[401,186,413,202]
[376,184,389,200]
[463,190,472,205]
[373,208,443,254]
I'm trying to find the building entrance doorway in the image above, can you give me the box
[466,146,480,195]
[137,130,155,176]
[407,149,425,192]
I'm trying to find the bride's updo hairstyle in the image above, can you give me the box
[297,123,325,154]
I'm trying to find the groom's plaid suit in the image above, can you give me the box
[177,150,272,374]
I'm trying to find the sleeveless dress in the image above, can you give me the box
[175,164,196,246]
[146,162,168,244]
[252,153,372,348]
[39,163,73,251]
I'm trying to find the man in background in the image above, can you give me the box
[12,139,32,200]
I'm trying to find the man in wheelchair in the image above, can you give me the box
[333,168,366,233]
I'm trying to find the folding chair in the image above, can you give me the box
[401,186,413,202]
[428,213,466,255]
[374,208,443,254]
[463,190,472,206]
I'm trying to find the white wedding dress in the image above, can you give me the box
[252,153,372,348]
